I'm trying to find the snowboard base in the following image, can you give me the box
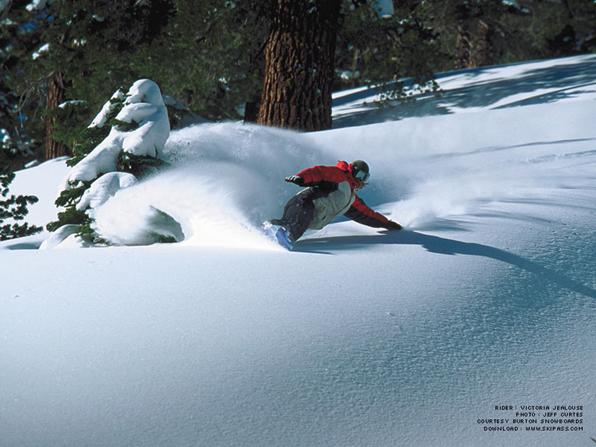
[262,221,294,250]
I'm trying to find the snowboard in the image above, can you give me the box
[262,221,294,250]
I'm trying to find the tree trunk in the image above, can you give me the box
[473,19,492,67]
[454,2,497,69]
[243,92,261,123]
[456,18,494,69]
[349,48,360,88]
[43,71,67,160]
[257,0,341,131]
[455,5,473,70]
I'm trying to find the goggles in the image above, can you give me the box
[353,169,370,182]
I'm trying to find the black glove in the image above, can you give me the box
[385,220,403,230]
[285,175,304,186]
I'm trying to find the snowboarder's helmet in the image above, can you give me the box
[350,160,370,182]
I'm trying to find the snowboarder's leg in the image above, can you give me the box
[272,192,315,241]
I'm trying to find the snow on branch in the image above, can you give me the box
[67,79,170,184]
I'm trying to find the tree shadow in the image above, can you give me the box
[332,56,596,128]
[298,230,596,299]
[426,137,596,160]
[0,235,44,250]
[2,242,41,250]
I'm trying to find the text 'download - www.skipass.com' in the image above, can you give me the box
[476,404,585,433]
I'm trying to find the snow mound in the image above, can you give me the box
[39,224,88,250]
[93,202,184,246]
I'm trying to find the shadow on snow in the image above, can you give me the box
[332,56,596,128]
[298,230,596,299]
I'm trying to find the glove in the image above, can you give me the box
[385,220,403,230]
[285,175,304,186]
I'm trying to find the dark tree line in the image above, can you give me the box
[1,0,595,168]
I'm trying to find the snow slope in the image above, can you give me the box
[1,55,596,447]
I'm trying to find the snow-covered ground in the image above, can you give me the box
[2,55,596,447]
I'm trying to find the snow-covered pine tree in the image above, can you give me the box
[45,79,172,247]
[46,89,126,236]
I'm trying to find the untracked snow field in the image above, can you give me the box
[2,55,596,446]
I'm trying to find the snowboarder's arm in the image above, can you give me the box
[295,166,346,186]
[345,196,401,229]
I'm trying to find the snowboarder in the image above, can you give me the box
[265,160,402,249]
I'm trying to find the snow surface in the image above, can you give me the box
[1,55,596,446]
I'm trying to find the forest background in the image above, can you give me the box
[1,0,595,167]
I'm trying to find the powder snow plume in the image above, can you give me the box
[92,123,330,248]
[93,99,596,247]
[312,100,596,231]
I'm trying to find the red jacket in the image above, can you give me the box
[295,161,392,229]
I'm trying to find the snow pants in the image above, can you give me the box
[272,189,316,241]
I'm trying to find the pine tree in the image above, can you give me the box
[255,0,446,131]
[0,163,41,240]
[47,79,170,246]
[422,0,596,70]
[336,1,442,98]
[45,93,125,236]
[5,0,593,152]
[5,0,270,159]
[418,0,517,70]
[0,0,46,166]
